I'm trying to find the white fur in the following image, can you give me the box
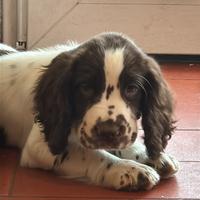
[0,44,18,52]
[21,122,56,169]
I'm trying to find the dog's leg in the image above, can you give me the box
[110,141,179,179]
[55,146,160,191]
[21,123,159,191]
[20,123,56,169]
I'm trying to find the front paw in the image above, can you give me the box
[146,153,179,179]
[102,160,160,191]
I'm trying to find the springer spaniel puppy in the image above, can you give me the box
[0,33,179,191]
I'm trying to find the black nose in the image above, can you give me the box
[92,119,126,141]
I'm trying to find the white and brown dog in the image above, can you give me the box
[0,33,179,191]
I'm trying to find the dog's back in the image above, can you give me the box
[0,44,18,146]
[0,43,76,148]
[0,44,18,56]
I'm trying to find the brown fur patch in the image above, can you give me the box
[106,85,114,100]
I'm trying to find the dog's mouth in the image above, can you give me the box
[80,135,136,150]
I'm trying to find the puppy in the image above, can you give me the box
[0,33,179,191]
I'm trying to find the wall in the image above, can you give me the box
[3,0,200,54]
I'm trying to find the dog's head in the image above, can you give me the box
[34,33,175,159]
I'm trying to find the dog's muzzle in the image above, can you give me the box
[80,115,137,149]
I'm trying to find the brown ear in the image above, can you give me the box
[34,53,73,155]
[141,57,176,159]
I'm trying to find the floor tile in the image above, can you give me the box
[162,63,200,80]
[162,64,200,129]
[12,167,119,197]
[156,162,200,199]
[138,130,200,162]
[166,131,200,161]
[167,79,200,129]
[0,198,147,200]
[0,148,19,196]
[11,162,200,199]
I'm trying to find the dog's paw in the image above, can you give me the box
[146,153,179,179]
[102,160,160,191]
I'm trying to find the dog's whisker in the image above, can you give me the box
[135,80,147,97]
[135,74,152,89]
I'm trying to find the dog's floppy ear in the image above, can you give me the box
[34,52,73,155]
[141,57,176,160]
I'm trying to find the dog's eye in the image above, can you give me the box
[125,84,138,100]
[79,83,94,96]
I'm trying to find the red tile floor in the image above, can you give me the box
[1,63,200,200]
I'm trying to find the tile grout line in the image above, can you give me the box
[138,128,200,131]
[175,129,200,131]
[4,195,199,200]
[8,152,21,197]
[167,78,200,80]
[0,195,191,199]
[179,161,200,163]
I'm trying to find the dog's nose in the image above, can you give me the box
[92,119,125,140]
